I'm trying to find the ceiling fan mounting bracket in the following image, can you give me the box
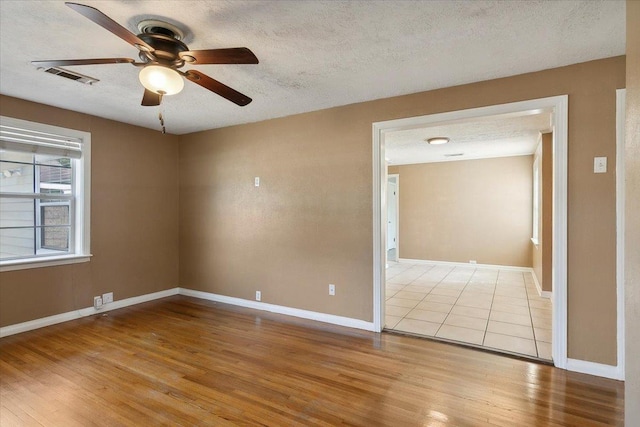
[137,19,185,41]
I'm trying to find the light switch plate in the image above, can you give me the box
[594,157,607,173]
[254,177,260,187]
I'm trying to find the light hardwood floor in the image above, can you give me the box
[0,296,624,426]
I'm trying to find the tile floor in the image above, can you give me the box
[385,261,553,360]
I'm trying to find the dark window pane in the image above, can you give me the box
[41,205,70,226]
[41,226,70,251]
[40,205,70,250]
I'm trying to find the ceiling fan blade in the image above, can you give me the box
[141,89,162,106]
[65,2,154,52]
[179,48,259,64]
[31,58,135,68]
[184,70,252,106]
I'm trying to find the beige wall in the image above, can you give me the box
[180,56,624,365]
[532,133,553,292]
[179,109,373,319]
[0,56,624,367]
[392,156,533,267]
[625,0,640,424]
[0,95,180,327]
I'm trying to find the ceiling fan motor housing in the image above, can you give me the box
[137,33,189,67]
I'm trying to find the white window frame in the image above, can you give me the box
[0,116,91,271]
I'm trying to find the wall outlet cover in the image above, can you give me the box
[102,292,113,304]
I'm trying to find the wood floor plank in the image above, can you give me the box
[0,296,624,426]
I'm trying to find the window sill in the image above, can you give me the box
[0,254,92,272]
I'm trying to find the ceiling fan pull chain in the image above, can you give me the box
[158,110,166,134]
[158,92,166,133]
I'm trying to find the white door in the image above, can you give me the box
[387,181,397,251]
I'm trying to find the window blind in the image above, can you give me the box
[0,123,83,159]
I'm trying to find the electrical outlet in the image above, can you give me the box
[102,292,113,304]
[255,291,261,301]
[93,296,103,310]
[329,284,336,296]
[469,260,477,264]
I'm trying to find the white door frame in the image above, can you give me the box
[615,88,626,380]
[372,95,569,369]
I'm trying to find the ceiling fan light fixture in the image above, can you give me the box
[139,65,184,95]
[426,137,450,145]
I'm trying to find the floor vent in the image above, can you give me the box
[40,67,99,85]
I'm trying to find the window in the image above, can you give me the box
[0,116,91,270]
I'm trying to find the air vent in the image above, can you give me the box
[38,67,99,85]
[444,153,464,157]
[45,68,81,80]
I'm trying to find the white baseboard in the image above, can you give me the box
[399,258,532,272]
[532,269,543,295]
[566,358,624,381]
[1,285,623,381]
[178,288,376,332]
[1,286,375,337]
[0,288,179,338]
[530,270,553,299]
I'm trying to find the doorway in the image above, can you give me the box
[372,96,569,368]
[386,174,399,264]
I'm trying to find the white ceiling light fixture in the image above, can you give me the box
[138,65,184,96]
[426,137,449,145]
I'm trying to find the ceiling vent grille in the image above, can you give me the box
[39,67,99,85]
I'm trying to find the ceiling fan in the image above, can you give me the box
[32,2,259,108]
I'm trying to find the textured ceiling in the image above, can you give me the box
[385,111,552,165]
[0,0,625,135]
